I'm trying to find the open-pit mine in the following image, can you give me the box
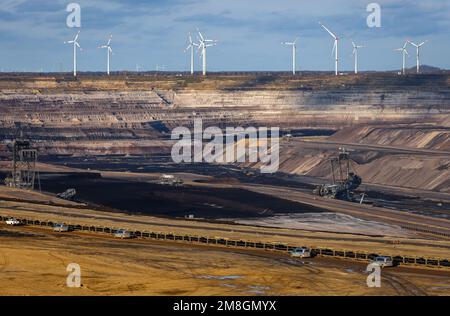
[0,73,449,296]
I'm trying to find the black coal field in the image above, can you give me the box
[37,172,324,219]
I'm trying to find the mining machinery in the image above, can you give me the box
[57,188,77,200]
[313,148,362,201]
[4,137,39,190]
[159,174,184,186]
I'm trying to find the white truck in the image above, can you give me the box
[5,218,21,226]
[290,247,312,258]
[53,223,70,232]
[114,229,132,239]
[371,256,394,268]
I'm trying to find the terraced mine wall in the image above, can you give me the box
[272,144,450,193]
[0,73,449,192]
[0,74,449,150]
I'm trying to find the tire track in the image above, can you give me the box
[383,272,427,296]
[0,249,9,273]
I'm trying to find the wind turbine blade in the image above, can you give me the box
[332,40,337,55]
[419,40,428,47]
[197,28,204,41]
[319,22,337,39]
[74,31,80,41]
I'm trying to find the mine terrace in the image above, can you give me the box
[0,72,449,295]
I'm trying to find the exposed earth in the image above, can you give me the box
[0,73,449,295]
[1,224,449,296]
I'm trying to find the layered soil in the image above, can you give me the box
[1,74,449,194]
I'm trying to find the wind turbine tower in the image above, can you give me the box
[197,29,217,76]
[319,22,339,76]
[64,31,81,77]
[395,41,409,75]
[351,41,364,74]
[282,37,299,75]
[407,40,428,74]
[99,35,113,75]
[185,32,198,75]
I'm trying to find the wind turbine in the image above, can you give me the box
[395,41,409,75]
[185,32,198,75]
[407,40,428,74]
[64,31,81,77]
[351,40,364,74]
[319,22,339,76]
[197,28,217,76]
[156,64,165,71]
[99,35,113,75]
[282,37,299,75]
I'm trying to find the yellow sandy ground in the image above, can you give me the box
[1,227,449,296]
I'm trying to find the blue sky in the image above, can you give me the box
[0,0,449,72]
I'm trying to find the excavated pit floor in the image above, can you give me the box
[33,172,325,219]
[36,155,450,218]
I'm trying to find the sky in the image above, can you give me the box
[0,0,449,72]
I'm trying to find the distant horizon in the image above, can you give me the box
[0,65,447,75]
